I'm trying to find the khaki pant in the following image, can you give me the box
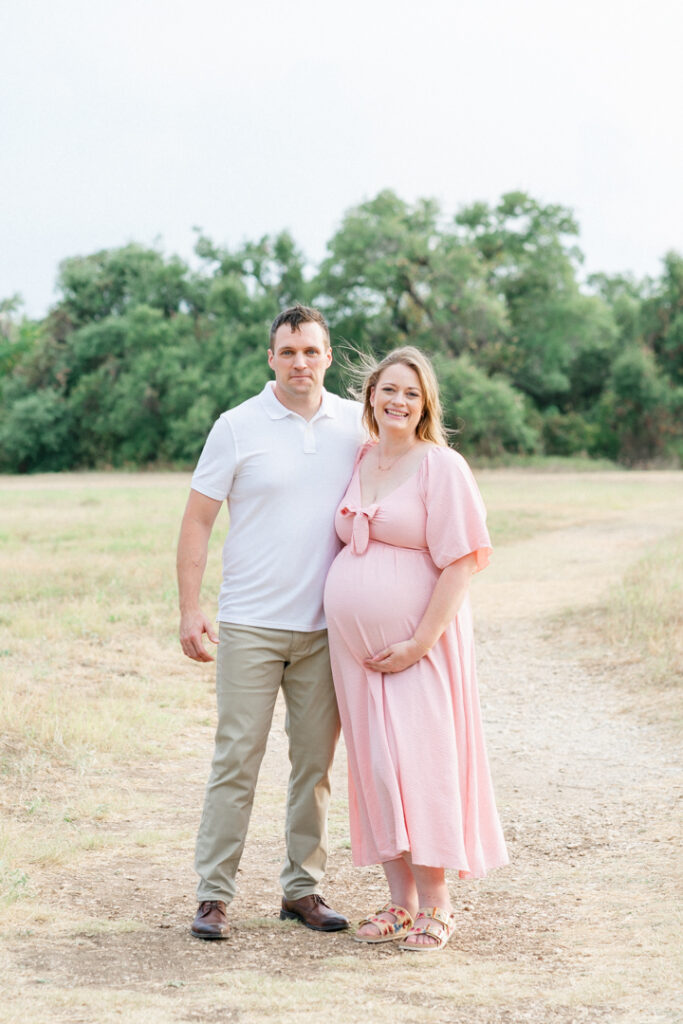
[194,623,341,904]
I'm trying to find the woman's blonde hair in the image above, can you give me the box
[351,346,448,446]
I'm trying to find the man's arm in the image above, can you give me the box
[177,489,223,662]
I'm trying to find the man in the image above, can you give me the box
[177,304,364,940]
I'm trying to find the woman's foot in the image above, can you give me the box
[400,906,456,951]
[354,903,414,943]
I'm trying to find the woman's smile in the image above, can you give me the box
[371,363,424,436]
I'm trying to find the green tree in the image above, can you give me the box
[57,244,194,324]
[1,199,679,472]
[0,387,73,472]
[456,192,617,407]
[541,408,598,457]
[594,346,679,464]
[587,271,648,349]
[195,230,311,315]
[315,190,508,361]
[642,251,683,384]
[433,354,539,457]
[0,296,40,377]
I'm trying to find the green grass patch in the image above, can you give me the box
[575,530,683,691]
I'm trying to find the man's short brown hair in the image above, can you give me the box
[269,305,330,348]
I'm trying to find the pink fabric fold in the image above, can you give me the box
[339,504,380,555]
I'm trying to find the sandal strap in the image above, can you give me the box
[402,907,457,950]
[357,902,413,934]
[377,903,412,926]
[402,920,450,949]
[417,922,448,942]
[414,906,454,928]
[356,915,393,936]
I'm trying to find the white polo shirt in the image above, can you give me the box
[191,382,365,631]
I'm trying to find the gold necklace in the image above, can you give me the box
[376,443,417,472]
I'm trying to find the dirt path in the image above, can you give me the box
[472,500,681,1022]
[3,493,681,1023]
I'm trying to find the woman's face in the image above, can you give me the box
[370,363,424,439]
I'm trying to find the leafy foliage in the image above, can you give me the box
[1,192,680,471]
[433,355,539,457]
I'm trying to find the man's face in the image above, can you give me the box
[268,322,332,408]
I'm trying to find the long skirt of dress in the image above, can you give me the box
[324,541,508,878]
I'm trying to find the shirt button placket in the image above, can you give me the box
[303,423,316,454]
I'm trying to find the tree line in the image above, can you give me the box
[1,190,681,472]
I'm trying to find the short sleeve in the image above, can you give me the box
[190,415,237,501]
[421,447,492,571]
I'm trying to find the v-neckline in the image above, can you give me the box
[357,444,433,509]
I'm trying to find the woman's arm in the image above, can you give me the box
[364,552,478,674]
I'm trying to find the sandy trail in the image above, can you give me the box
[3,486,681,1023]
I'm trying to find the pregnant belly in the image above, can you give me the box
[324,542,439,657]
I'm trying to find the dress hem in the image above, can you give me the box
[351,850,510,879]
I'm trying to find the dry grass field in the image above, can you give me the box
[0,468,681,1024]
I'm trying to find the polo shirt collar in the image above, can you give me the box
[260,382,336,421]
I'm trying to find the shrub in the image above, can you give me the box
[542,408,598,456]
[0,388,74,472]
[433,355,539,457]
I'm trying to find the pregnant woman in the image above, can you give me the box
[324,346,508,952]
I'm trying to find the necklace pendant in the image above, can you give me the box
[376,444,415,473]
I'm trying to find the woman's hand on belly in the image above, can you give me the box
[364,637,429,674]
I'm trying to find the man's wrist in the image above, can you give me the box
[179,603,201,617]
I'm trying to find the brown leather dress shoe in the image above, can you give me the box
[280,894,349,932]
[191,900,230,940]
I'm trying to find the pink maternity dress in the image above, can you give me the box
[323,442,508,877]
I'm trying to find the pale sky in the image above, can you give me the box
[2,0,682,316]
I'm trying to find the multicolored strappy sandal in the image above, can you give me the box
[399,906,456,952]
[353,902,414,943]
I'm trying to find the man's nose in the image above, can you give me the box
[293,351,307,366]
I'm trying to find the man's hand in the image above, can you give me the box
[364,638,428,675]
[180,610,219,663]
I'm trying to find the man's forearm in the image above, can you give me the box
[176,490,222,611]
[177,516,211,613]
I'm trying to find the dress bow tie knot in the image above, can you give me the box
[340,504,379,555]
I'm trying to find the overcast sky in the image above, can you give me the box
[2,0,682,316]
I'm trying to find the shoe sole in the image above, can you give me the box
[190,928,229,940]
[399,942,448,952]
[279,910,348,932]
[353,930,410,943]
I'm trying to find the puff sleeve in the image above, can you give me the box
[421,447,492,571]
